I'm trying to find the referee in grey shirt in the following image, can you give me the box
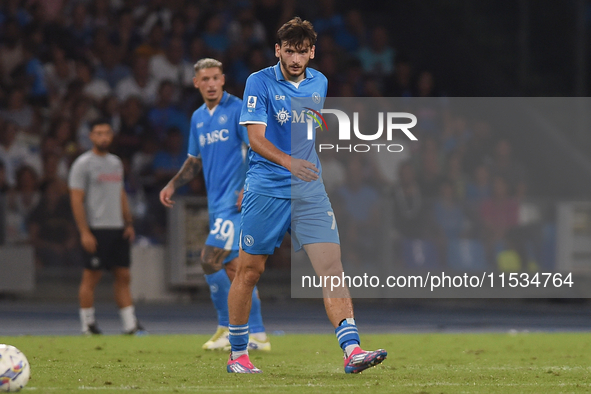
[68,119,145,335]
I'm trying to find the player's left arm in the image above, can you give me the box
[121,188,135,242]
[248,124,319,182]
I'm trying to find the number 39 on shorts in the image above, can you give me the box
[210,218,234,240]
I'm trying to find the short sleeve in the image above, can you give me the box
[239,73,268,125]
[187,111,201,158]
[68,158,86,190]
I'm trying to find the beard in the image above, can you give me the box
[94,143,110,152]
[280,56,309,80]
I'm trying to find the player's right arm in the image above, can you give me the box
[159,155,203,208]
[247,124,319,182]
[69,188,97,254]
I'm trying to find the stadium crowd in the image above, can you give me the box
[0,0,547,273]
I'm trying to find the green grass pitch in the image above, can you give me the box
[2,333,591,393]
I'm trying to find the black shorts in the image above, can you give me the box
[83,229,130,271]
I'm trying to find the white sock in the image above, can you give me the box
[80,307,95,332]
[119,305,137,332]
[251,332,267,342]
[231,350,248,360]
[345,344,360,357]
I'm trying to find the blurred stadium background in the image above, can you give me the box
[1,0,591,334]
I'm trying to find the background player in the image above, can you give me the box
[69,120,145,335]
[159,58,269,351]
[226,17,387,374]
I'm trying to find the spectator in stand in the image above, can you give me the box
[0,18,24,86]
[75,58,112,103]
[168,12,189,46]
[417,138,444,199]
[317,51,343,97]
[116,54,159,105]
[488,138,528,197]
[17,39,48,106]
[202,14,229,56]
[99,95,122,134]
[465,164,491,207]
[137,0,173,39]
[416,70,437,97]
[0,120,42,186]
[254,0,297,47]
[150,127,186,234]
[151,127,186,190]
[393,161,430,239]
[65,2,94,58]
[149,37,194,89]
[336,9,366,53]
[445,151,467,200]
[44,45,77,104]
[86,27,111,67]
[135,22,166,58]
[89,0,111,29]
[356,26,395,77]
[313,0,344,41]
[386,60,413,97]
[147,80,190,146]
[433,179,468,242]
[114,96,151,160]
[6,165,40,243]
[46,117,79,164]
[184,1,203,36]
[39,150,68,190]
[227,6,266,48]
[0,88,34,130]
[28,179,79,267]
[0,161,9,193]
[95,44,132,90]
[463,120,494,170]
[110,8,143,65]
[0,0,31,27]
[479,176,519,249]
[334,156,381,266]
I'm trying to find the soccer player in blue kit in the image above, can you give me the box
[226,17,387,374]
[160,58,270,352]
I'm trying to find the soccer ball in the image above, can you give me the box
[0,345,30,392]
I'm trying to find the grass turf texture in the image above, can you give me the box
[1,333,591,393]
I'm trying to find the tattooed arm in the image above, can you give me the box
[159,156,203,208]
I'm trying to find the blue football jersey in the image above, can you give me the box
[188,92,249,212]
[239,62,328,199]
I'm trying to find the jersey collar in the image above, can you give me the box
[273,62,314,82]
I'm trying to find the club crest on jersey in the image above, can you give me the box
[275,108,291,125]
[218,114,228,124]
[312,92,321,103]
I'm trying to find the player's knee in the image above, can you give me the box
[114,269,131,285]
[238,264,264,287]
[318,258,344,277]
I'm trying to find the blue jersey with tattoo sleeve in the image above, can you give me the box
[188,92,249,212]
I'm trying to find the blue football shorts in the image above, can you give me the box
[239,190,340,255]
[206,206,240,264]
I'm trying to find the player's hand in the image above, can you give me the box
[290,158,319,182]
[236,188,244,212]
[123,224,135,243]
[159,183,176,208]
[80,231,97,254]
